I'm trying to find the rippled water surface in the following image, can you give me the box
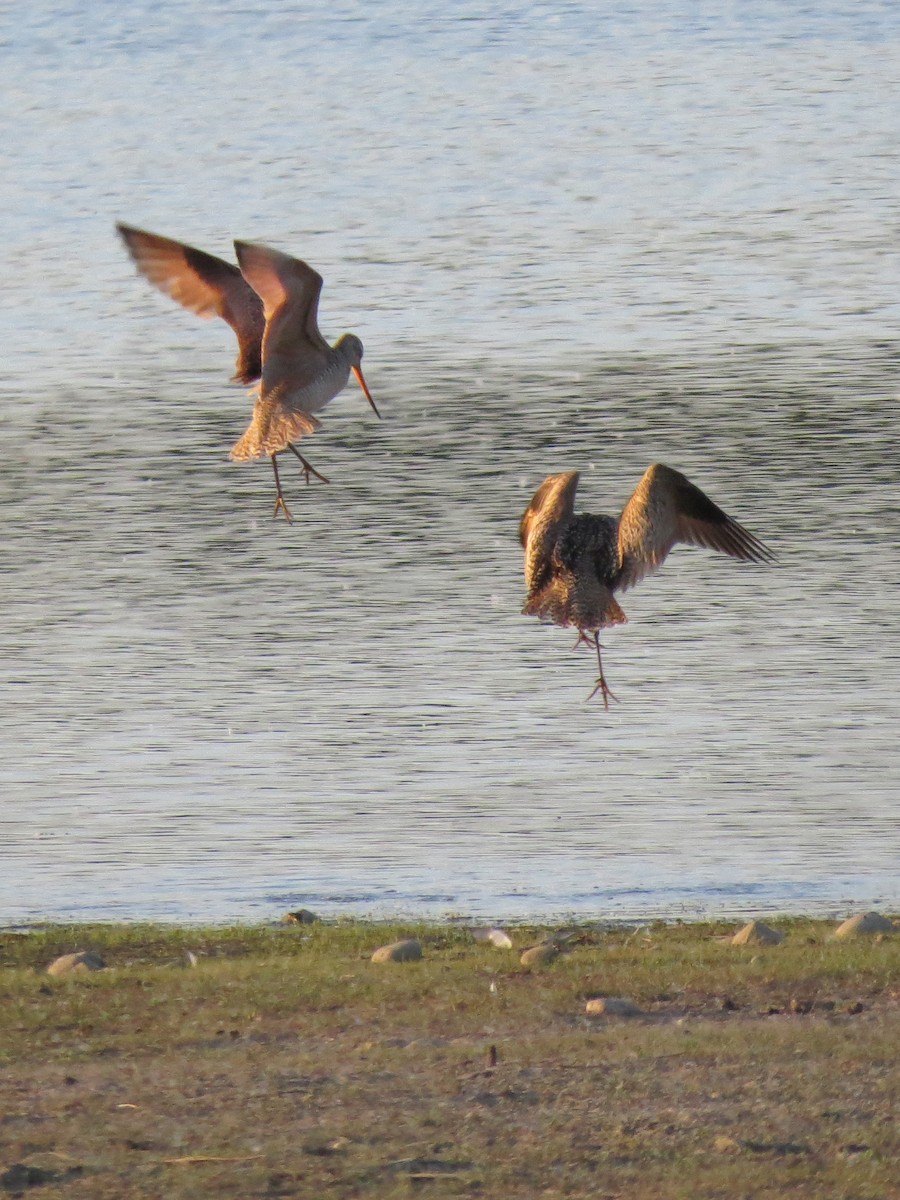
[2,2,899,923]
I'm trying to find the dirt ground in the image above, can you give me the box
[1,919,897,1198]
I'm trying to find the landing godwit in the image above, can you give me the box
[519,464,774,707]
[230,240,380,522]
[117,226,379,521]
[116,223,265,385]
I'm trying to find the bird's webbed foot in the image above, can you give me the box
[571,630,601,652]
[585,630,617,710]
[270,455,294,523]
[272,493,294,524]
[586,675,619,710]
[286,444,330,486]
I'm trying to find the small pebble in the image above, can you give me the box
[713,1135,742,1154]
[833,912,894,940]
[585,996,643,1017]
[46,951,106,977]
[370,939,422,964]
[731,920,784,946]
[471,927,514,949]
[519,943,559,968]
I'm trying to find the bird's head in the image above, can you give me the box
[337,334,380,419]
[336,332,364,366]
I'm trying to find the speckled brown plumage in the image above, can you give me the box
[228,241,380,523]
[520,464,774,707]
[117,226,380,523]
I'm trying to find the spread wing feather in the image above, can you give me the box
[234,241,331,398]
[615,464,774,592]
[116,223,264,384]
[519,471,580,595]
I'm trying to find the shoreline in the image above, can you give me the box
[3,904,898,933]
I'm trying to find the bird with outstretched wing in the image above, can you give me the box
[520,464,774,707]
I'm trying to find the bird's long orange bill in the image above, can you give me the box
[352,365,381,419]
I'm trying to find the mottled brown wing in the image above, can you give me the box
[234,241,331,396]
[519,471,580,595]
[116,223,264,383]
[615,464,774,592]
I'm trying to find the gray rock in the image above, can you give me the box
[585,996,643,1017]
[833,912,894,940]
[519,943,559,968]
[471,927,513,949]
[371,938,422,964]
[731,920,784,946]
[283,909,319,925]
[46,951,106,977]
[547,928,581,946]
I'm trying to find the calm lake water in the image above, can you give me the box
[2,1,898,924]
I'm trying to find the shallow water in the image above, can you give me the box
[1,2,899,923]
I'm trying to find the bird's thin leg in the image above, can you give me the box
[587,631,618,710]
[270,455,294,524]
[285,443,330,486]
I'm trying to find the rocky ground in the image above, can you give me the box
[1,917,897,1198]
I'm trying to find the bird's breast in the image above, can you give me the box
[292,356,353,415]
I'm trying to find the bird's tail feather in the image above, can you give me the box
[523,579,627,630]
[230,408,322,461]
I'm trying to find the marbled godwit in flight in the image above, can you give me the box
[116,223,265,385]
[229,240,380,522]
[117,226,379,521]
[519,464,774,707]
